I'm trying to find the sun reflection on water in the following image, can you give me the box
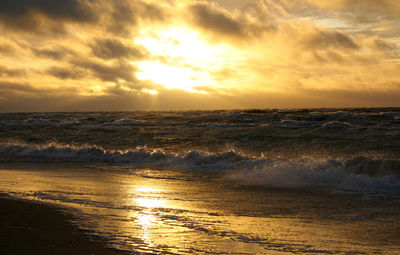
[135,197,164,208]
[136,187,161,193]
[136,211,157,246]
[133,186,167,247]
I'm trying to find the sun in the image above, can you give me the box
[136,62,214,92]
[133,26,232,93]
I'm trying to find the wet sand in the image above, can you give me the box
[1,166,400,254]
[0,197,126,255]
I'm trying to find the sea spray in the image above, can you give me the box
[1,141,399,192]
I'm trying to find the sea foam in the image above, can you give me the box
[1,141,399,193]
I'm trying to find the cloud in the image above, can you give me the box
[0,0,399,112]
[71,58,137,82]
[0,81,40,99]
[187,2,273,41]
[106,1,139,36]
[0,0,96,32]
[370,38,398,55]
[46,66,86,80]
[311,50,345,64]
[2,84,400,112]
[189,3,243,37]
[0,43,16,56]
[0,0,95,21]
[106,0,165,36]
[32,46,75,60]
[242,0,291,21]
[90,39,146,60]
[0,83,223,112]
[305,0,400,22]
[269,22,361,65]
[0,65,26,77]
[0,81,81,111]
[302,27,359,50]
[0,0,167,36]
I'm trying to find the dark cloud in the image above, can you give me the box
[0,0,96,34]
[107,1,137,36]
[106,84,131,96]
[0,81,80,111]
[304,29,359,50]
[0,43,16,56]
[371,38,398,55]
[71,58,137,82]
[189,3,243,37]
[46,66,86,80]
[311,50,346,64]
[107,0,165,36]
[90,39,146,60]
[0,0,165,35]
[32,46,74,60]
[0,65,26,77]
[0,81,40,100]
[0,0,95,23]
[187,3,273,41]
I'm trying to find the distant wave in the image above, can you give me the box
[1,141,399,193]
[1,109,400,127]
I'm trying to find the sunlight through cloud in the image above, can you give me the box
[133,26,234,92]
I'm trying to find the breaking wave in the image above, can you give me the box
[1,141,399,192]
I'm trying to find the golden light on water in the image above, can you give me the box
[133,186,167,247]
[136,211,157,246]
[136,187,162,193]
[135,197,164,208]
[137,212,157,226]
[1,164,399,254]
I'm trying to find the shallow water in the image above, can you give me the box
[1,109,400,253]
[1,165,400,254]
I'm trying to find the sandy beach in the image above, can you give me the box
[1,165,400,254]
[0,197,126,255]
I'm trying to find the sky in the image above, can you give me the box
[0,0,399,111]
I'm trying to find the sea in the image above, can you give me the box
[0,108,400,254]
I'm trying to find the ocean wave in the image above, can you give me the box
[269,119,356,129]
[1,110,400,131]
[306,111,400,121]
[1,142,400,193]
[104,119,150,127]
[0,141,253,170]
[321,121,354,129]
[228,158,400,192]
[274,120,324,128]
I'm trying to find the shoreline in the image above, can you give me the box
[0,165,400,254]
[0,196,126,255]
